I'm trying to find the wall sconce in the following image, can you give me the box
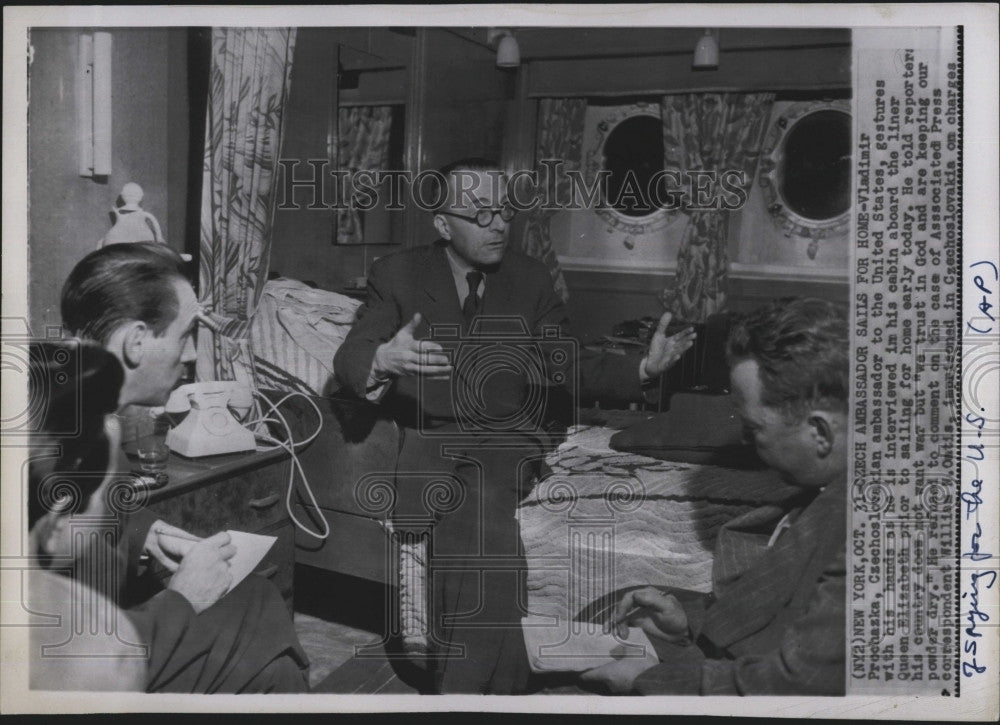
[692,29,719,69]
[77,31,112,177]
[487,28,520,68]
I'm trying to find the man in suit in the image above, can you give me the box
[580,297,848,695]
[29,244,309,693]
[334,158,696,693]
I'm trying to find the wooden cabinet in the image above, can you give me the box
[137,447,295,610]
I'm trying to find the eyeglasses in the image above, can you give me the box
[438,205,517,228]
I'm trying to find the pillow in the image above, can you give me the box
[609,393,764,469]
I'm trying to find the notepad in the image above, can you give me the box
[222,530,276,594]
[521,616,660,673]
[158,529,276,594]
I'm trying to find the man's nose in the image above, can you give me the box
[489,210,508,232]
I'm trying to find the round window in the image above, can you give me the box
[778,109,851,221]
[759,100,852,241]
[602,115,666,218]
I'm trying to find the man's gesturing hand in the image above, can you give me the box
[167,531,236,614]
[372,313,453,379]
[641,312,697,380]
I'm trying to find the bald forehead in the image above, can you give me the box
[446,168,507,209]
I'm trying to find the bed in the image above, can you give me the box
[518,415,798,626]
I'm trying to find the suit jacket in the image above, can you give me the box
[54,508,308,693]
[334,241,644,517]
[335,241,642,415]
[633,477,846,695]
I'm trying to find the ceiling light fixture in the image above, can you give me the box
[693,29,719,69]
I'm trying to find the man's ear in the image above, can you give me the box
[119,321,148,369]
[807,411,839,458]
[433,213,451,240]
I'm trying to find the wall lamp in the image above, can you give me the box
[487,28,520,68]
[77,31,113,177]
[693,28,719,70]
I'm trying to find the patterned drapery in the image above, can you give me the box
[197,28,297,383]
[521,98,587,303]
[660,92,774,322]
[335,105,393,245]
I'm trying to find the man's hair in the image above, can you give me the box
[61,243,188,344]
[433,157,503,210]
[726,297,849,420]
[28,341,124,529]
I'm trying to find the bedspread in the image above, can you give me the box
[518,424,797,622]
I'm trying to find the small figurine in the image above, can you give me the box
[100,182,164,247]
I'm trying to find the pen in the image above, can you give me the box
[138,529,202,563]
[154,530,201,542]
[620,605,647,622]
[603,604,648,635]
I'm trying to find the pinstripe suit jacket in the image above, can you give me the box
[634,477,846,695]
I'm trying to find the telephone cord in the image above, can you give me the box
[247,391,330,540]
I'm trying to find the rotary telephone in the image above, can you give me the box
[163,382,256,457]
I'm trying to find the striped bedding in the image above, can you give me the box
[250,279,361,396]
[398,422,795,653]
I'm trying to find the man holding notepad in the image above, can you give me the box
[28,244,308,693]
[579,298,848,696]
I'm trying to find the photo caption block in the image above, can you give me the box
[851,28,962,695]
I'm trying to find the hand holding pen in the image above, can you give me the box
[143,520,203,572]
[609,586,690,643]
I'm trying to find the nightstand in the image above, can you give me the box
[131,447,295,611]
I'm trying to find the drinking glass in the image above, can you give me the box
[135,415,170,473]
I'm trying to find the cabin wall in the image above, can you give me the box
[270,28,514,290]
[26,28,189,332]
[516,34,852,340]
[26,26,851,342]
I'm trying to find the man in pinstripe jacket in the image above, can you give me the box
[582,298,848,695]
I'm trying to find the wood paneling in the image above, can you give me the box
[450,27,850,61]
[529,45,851,97]
[564,268,848,342]
[270,28,408,288]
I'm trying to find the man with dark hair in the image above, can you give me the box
[335,158,696,694]
[32,245,309,693]
[61,242,197,407]
[581,297,848,695]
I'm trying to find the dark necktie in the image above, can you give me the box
[462,270,484,327]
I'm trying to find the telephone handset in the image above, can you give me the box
[164,382,256,457]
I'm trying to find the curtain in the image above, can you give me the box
[521,98,587,303]
[197,28,297,383]
[660,93,774,322]
[335,105,393,245]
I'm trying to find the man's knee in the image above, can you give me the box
[226,573,285,606]
[244,654,309,693]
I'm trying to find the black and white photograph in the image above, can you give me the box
[1,4,996,718]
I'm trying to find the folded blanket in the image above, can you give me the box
[251,279,361,395]
[610,393,763,469]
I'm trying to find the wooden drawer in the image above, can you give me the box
[145,459,290,536]
[293,506,394,585]
[257,519,295,609]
